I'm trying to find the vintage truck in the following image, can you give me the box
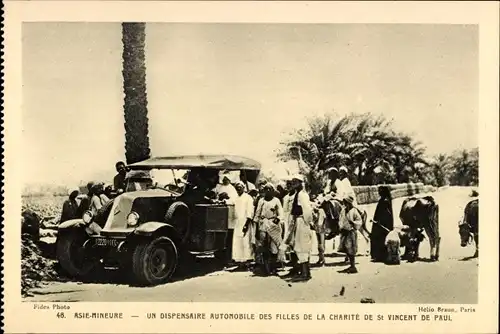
[56,155,261,285]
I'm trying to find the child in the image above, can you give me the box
[384,225,411,265]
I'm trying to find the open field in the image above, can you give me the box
[22,195,67,222]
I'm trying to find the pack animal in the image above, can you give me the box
[458,199,478,258]
[399,196,440,262]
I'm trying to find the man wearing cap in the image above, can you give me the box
[232,181,255,267]
[253,183,284,276]
[282,174,314,282]
[339,166,357,206]
[214,172,238,202]
[338,195,362,274]
[61,188,80,223]
[324,167,344,199]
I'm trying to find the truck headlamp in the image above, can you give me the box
[127,212,140,226]
[82,211,93,224]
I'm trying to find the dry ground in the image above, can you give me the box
[24,187,478,303]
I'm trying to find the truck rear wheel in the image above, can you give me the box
[56,230,100,278]
[132,236,178,286]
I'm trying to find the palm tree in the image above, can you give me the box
[278,113,401,189]
[277,113,354,195]
[342,114,398,184]
[431,154,451,186]
[278,112,433,188]
[122,22,151,164]
[388,133,428,183]
[449,148,478,186]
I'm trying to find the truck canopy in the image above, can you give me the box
[127,155,261,171]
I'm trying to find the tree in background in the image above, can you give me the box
[122,23,151,164]
[276,113,353,195]
[277,112,430,190]
[449,148,479,186]
[428,154,451,187]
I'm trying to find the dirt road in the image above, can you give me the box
[25,187,478,303]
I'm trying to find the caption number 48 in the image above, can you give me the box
[56,312,66,319]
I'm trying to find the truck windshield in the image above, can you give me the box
[125,169,188,194]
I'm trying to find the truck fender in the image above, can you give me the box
[133,221,179,239]
[58,219,85,230]
[57,219,96,237]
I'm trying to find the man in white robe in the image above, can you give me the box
[214,173,238,203]
[339,166,357,205]
[323,167,344,199]
[281,177,295,242]
[282,174,314,282]
[232,181,255,265]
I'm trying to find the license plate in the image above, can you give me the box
[94,238,119,247]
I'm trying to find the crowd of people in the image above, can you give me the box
[58,160,397,283]
[222,166,396,283]
[59,161,128,223]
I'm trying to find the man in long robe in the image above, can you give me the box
[281,178,295,243]
[253,183,284,276]
[232,181,255,266]
[282,174,314,282]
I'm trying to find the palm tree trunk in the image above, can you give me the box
[122,22,151,164]
[357,163,363,185]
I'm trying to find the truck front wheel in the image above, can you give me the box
[132,236,178,286]
[56,230,100,278]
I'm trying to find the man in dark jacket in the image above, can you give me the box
[61,188,80,223]
[76,181,94,217]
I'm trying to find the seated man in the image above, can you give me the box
[182,170,215,203]
[213,172,237,203]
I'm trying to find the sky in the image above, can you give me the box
[22,23,478,186]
